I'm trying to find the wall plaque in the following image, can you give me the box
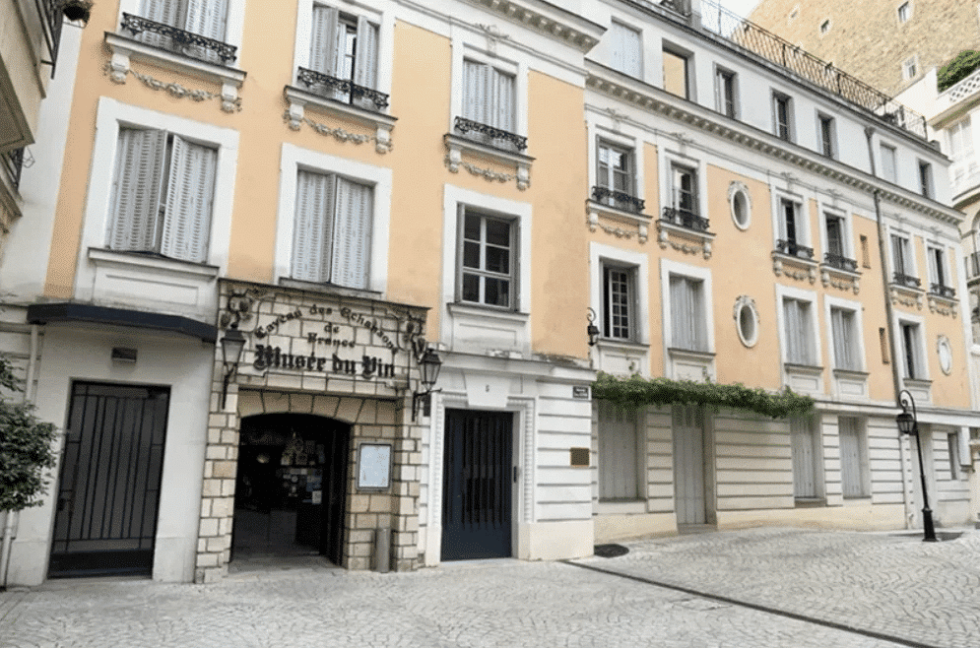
[357,443,392,491]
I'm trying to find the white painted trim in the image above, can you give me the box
[273,143,392,294]
[589,242,650,345]
[770,184,811,247]
[893,310,930,382]
[775,283,823,366]
[588,121,645,200]
[885,223,920,279]
[659,146,708,222]
[815,200,854,260]
[660,258,715,378]
[449,32,529,139]
[439,184,533,345]
[75,98,239,301]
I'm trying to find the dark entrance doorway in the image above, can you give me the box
[441,409,513,561]
[49,382,170,578]
[232,414,349,566]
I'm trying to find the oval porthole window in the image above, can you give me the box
[728,181,751,231]
[734,296,759,348]
[937,336,953,375]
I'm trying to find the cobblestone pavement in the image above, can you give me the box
[573,527,980,648]
[0,528,975,648]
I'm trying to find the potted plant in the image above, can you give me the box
[59,0,94,24]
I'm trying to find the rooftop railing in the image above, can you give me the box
[698,0,927,140]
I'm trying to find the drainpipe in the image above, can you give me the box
[865,126,913,529]
[0,512,15,590]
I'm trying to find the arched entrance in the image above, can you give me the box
[232,414,350,566]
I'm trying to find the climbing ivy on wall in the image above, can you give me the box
[591,373,814,419]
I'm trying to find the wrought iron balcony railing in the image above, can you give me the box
[454,117,528,152]
[661,206,710,232]
[893,272,921,289]
[591,186,645,214]
[697,0,927,139]
[2,148,25,190]
[823,252,858,272]
[775,239,814,259]
[966,251,980,281]
[930,283,957,299]
[297,67,389,111]
[121,13,238,64]
[35,0,65,77]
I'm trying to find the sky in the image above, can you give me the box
[721,0,762,18]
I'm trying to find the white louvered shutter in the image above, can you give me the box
[783,299,812,365]
[598,401,639,501]
[292,170,335,283]
[160,135,216,262]
[791,417,817,498]
[610,22,642,77]
[184,0,229,63]
[494,69,515,133]
[839,417,864,497]
[309,5,346,100]
[110,128,168,254]
[670,276,705,351]
[139,0,180,49]
[353,16,379,110]
[831,308,855,370]
[463,60,489,125]
[331,178,373,289]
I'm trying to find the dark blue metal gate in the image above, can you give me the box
[441,409,512,560]
[49,383,170,578]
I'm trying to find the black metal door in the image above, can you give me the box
[49,383,170,578]
[441,409,513,560]
[321,422,349,566]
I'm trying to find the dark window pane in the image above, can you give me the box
[485,219,510,247]
[485,246,509,273]
[463,241,480,269]
[485,278,510,307]
[462,273,480,302]
[464,214,480,241]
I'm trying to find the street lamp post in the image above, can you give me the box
[896,390,938,542]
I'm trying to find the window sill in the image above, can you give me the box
[443,133,534,191]
[657,219,715,260]
[772,250,818,284]
[447,302,529,322]
[594,340,650,377]
[820,264,860,294]
[902,378,931,404]
[842,496,872,505]
[88,248,219,278]
[832,368,868,399]
[446,302,530,356]
[587,199,651,243]
[927,292,959,318]
[284,85,397,154]
[597,500,647,515]
[278,277,382,301]
[104,32,246,113]
[667,347,714,381]
[889,282,924,311]
[784,363,823,394]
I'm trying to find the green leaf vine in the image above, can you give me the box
[938,50,980,92]
[591,373,814,419]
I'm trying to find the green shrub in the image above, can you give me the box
[938,50,980,92]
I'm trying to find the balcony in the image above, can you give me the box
[2,148,25,190]
[775,239,814,260]
[696,0,926,139]
[591,186,645,214]
[120,13,237,64]
[34,0,65,77]
[444,117,533,190]
[823,252,857,272]
[661,206,709,232]
[930,283,956,299]
[453,117,527,153]
[296,67,389,112]
[893,272,921,289]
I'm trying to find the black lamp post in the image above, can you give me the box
[896,390,937,542]
[220,324,246,410]
[412,347,442,421]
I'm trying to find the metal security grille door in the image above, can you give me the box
[441,410,513,561]
[791,417,819,498]
[672,405,706,525]
[49,383,170,577]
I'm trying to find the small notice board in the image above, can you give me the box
[357,443,392,491]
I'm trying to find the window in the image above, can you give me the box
[291,170,373,289]
[715,67,737,118]
[463,59,516,134]
[897,1,911,23]
[891,234,917,285]
[773,92,793,141]
[671,164,698,215]
[948,118,975,188]
[602,264,635,341]
[819,19,830,35]
[947,432,962,480]
[918,161,932,198]
[663,47,691,99]
[818,114,836,158]
[597,140,636,202]
[824,213,845,257]
[137,0,228,63]
[108,128,217,263]
[901,55,917,80]
[459,209,516,309]
[730,183,751,230]
[308,4,380,109]
[791,416,821,499]
[830,307,859,370]
[839,417,868,498]
[783,298,816,365]
[609,21,642,78]
[900,321,924,379]
[598,401,642,501]
[776,197,811,258]
[880,143,897,182]
[927,245,953,296]
[734,296,759,347]
[669,275,707,352]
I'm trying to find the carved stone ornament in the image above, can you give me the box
[104,63,242,112]
[937,335,953,375]
[284,110,392,154]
